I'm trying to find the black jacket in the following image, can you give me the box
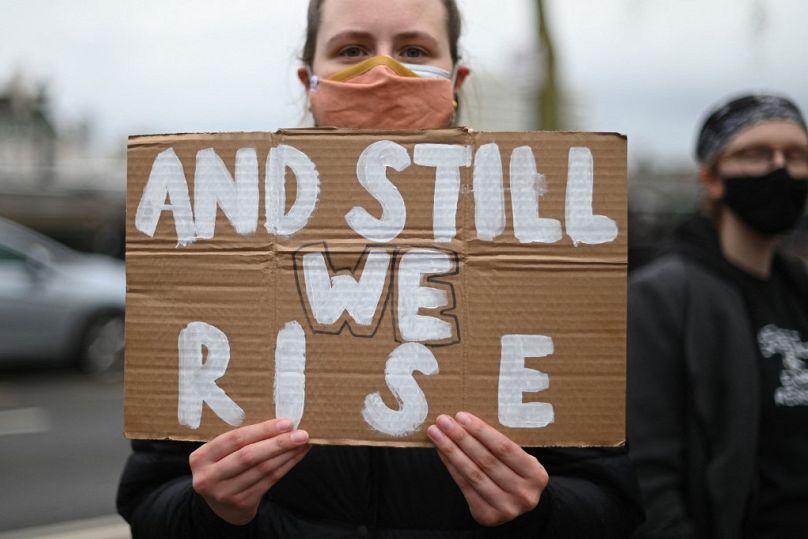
[627,215,808,538]
[117,440,642,538]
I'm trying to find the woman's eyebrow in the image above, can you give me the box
[393,31,440,49]
[324,30,441,50]
[324,31,373,49]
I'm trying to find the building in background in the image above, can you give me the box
[0,71,125,258]
[0,72,56,188]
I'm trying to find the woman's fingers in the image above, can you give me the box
[208,427,310,481]
[432,446,495,511]
[452,412,544,479]
[427,412,548,526]
[189,420,311,526]
[216,445,311,525]
[427,416,507,496]
[211,443,311,501]
[429,427,519,526]
[194,418,295,463]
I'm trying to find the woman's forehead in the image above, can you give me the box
[317,0,449,42]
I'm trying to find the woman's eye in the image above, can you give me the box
[340,46,366,58]
[401,47,426,59]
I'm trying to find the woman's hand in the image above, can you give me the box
[189,418,310,525]
[427,411,549,527]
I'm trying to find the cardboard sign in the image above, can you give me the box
[124,128,627,447]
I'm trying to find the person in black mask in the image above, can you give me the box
[627,92,808,538]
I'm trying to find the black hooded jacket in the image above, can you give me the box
[627,214,808,538]
[118,438,642,537]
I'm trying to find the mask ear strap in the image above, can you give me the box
[306,66,319,91]
[451,66,462,111]
[450,65,459,88]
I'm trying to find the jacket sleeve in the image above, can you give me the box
[488,447,644,538]
[118,442,642,538]
[116,440,258,539]
[627,259,696,538]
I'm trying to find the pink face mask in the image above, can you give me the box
[308,56,457,129]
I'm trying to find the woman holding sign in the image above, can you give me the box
[117,0,642,536]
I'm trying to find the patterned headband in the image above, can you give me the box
[695,93,807,164]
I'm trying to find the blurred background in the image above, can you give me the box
[1,0,806,536]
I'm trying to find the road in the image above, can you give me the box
[0,368,132,533]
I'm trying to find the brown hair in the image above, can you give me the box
[301,0,462,67]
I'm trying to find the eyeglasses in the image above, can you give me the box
[720,145,808,177]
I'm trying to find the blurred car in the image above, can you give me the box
[0,216,124,375]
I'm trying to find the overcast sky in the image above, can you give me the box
[2,0,806,168]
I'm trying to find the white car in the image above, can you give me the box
[0,217,125,375]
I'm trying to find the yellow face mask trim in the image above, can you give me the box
[327,56,418,82]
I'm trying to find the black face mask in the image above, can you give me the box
[722,167,808,235]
